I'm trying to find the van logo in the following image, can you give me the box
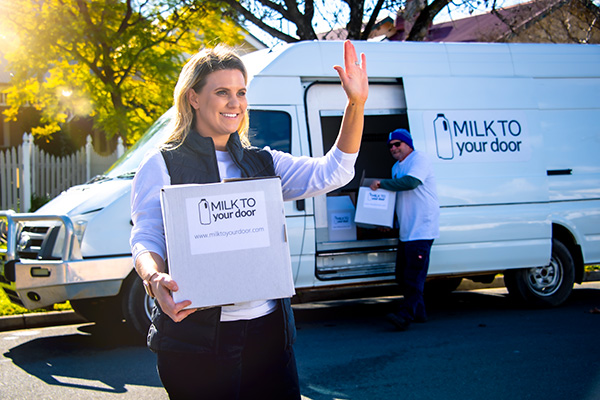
[433,113,454,160]
[425,111,530,162]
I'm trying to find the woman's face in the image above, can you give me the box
[189,68,247,150]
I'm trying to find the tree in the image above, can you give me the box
[1,0,244,145]
[488,0,600,44]
[219,0,491,43]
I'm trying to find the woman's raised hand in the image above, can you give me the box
[333,40,368,106]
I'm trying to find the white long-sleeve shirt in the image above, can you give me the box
[130,145,357,321]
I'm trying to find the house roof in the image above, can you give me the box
[426,0,571,42]
[316,0,599,43]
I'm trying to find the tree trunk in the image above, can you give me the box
[407,0,451,41]
[346,0,365,39]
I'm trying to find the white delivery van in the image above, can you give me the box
[1,41,599,337]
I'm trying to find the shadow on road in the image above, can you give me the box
[3,285,600,400]
[293,286,600,400]
[293,286,515,325]
[294,285,600,325]
[3,323,160,394]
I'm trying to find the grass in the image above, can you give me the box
[0,289,71,317]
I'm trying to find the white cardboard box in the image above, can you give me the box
[160,177,295,309]
[326,195,357,241]
[354,186,396,228]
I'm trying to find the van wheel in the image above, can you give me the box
[504,239,575,307]
[121,274,153,339]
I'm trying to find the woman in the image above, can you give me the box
[130,40,368,399]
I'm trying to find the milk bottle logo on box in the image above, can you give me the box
[198,199,211,225]
[186,191,270,255]
[364,190,390,210]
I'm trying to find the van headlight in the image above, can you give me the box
[73,219,88,245]
[49,211,100,260]
[72,211,99,245]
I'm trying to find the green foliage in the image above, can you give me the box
[0,289,72,316]
[1,0,244,145]
[29,194,52,212]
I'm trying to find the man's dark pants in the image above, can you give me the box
[394,239,434,322]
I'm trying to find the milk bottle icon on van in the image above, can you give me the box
[434,113,454,160]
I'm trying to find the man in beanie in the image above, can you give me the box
[370,128,440,331]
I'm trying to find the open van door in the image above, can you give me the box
[305,82,409,284]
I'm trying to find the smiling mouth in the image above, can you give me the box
[221,113,238,118]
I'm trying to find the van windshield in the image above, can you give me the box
[103,108,291,178]
[104,108,175,178]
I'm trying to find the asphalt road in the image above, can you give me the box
[1,283,600,400]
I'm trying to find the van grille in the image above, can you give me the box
[0,271,9,284]
[17,226,51,260]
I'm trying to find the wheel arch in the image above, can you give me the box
[552,223,584,284]
[119,268,142,293]
[117,268,153,338]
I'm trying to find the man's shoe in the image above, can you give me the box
[386,313,411,331]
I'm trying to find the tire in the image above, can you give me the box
[120,274,154,339]
[504,239,575,307]
[71,275,153,339]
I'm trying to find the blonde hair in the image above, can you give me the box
[165,44,250,148]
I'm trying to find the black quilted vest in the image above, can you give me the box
[161,129,275,183]
[146,131,296,354]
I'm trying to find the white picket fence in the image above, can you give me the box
[0,133,126,212]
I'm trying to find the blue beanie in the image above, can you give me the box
[388,128,414,149]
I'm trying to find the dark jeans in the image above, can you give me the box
[395,239,434,322]
[156,310,300,400]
